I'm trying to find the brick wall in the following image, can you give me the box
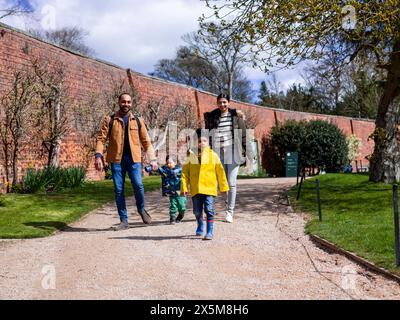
[0,23,376,191]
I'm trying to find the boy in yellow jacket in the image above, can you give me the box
[181,129,229,240]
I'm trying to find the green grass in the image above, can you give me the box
[289,173,400,275]
[0,176,161,239]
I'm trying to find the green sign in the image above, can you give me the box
[286,152,298,178]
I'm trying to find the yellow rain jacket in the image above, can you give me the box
[181,146,229,197]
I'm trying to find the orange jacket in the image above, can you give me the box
[95,111,156,164]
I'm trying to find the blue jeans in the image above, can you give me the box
[192,194,215,222]
[111,154,145,223]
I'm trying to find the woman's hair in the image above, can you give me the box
[217,93,230,102]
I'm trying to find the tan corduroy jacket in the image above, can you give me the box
[95,111,156,164]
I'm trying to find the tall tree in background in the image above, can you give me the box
[29,27,94,56]
[151,27,253,102]
[151,46,220,92]
[202,1,400,183]
[185,23,249,99]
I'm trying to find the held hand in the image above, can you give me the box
[182,192,188,197]
[221,192,228,199]
[95,157,104,172]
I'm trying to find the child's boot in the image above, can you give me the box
[176,212,185,223]
[203,220,214,241]
[195,215,204,236]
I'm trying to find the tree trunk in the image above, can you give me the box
[228,72,234,99]
[3,144,11,193]
[48,94,62,167]
[12,146,19,187]
[369,41,400,183]
[48,143,60,167]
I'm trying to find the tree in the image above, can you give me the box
[337,57,383,119]
[202,1,400,183]
[301,46,383,119]
[29,27,94,56]
[151,45,253,102]
[185,23,250,99]
[256,74,285,109]
[0,2,32,20]
[0,67,37,189]
[30,56,70,167]
[257,81,270,106]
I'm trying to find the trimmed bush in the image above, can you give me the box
[302,120,348,173]
[263,119,349,176]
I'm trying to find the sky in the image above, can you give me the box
[1,0,305,98]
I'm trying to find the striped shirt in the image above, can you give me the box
[215,112,233,147]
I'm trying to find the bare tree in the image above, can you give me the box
[170,99,200,130]
[0,67,37,189]
[0,3,32,20]
[184,23,250,98]
[28,27,95,56]
[30,56,70,167]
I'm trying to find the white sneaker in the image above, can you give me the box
[225,213,233,223]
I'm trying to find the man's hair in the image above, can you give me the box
[217,93,230,102]
[118,93,132,102]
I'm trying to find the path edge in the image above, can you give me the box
[309,234,400,285]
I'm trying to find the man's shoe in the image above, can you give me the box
[225,213,233,223]
[113,221,129,231]
[139,209,152,225]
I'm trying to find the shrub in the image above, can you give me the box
[62,166,86,188]
[23,168,50,193]
[23,166,86,194]
[302,120,348,173]
[264,119,349,176]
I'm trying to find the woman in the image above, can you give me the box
[204,94,247,223]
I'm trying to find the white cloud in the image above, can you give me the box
[1,0,307,92]
[24,0,210,72]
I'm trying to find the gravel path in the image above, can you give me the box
[1,178,400,300]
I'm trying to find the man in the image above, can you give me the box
[204,94,247,224]
[95,93,158,230]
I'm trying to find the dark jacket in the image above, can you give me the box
[158,165,183,196]
[204,108,248,163]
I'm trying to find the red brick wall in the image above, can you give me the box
[0,23,376,191]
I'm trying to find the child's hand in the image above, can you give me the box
[221,192,228,199]
[182,192,188,197]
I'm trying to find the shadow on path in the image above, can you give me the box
[109,234,200,241]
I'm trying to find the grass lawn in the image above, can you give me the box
[0,176,161,239]
[288,173,400,275]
